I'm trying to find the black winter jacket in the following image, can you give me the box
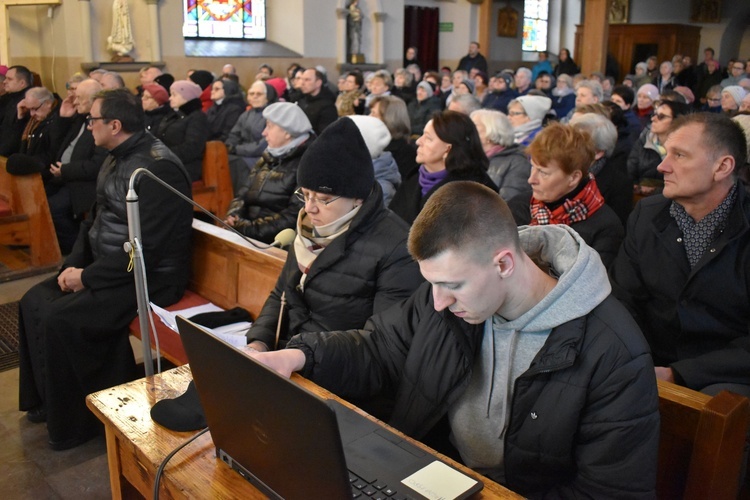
[627,128,663,184]
[288,283,659,498]
[246,182,423,349]
[52,113,108,215]
[225,140,310,243]
[80,131,192,291]
[297,87,338,136]
[610,184,750,390]
[156,99,210,181]
[206,95,246,142]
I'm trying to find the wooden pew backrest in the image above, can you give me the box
[192,141,233,217]
[657,379,750,499]
[0,156,62,268]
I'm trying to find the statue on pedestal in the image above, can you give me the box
[107,0,135,62]
[347,0,364,64]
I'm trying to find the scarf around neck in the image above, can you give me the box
[418,165,449,196]
[293,205,361,291]
[529,175,605,226]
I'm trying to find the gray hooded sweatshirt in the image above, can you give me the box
[448,224,611,482]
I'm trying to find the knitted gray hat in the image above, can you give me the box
[297,118,374,199]
[262,102,312,137]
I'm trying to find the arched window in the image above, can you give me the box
[183,0,267,40]
[522,0,548,52]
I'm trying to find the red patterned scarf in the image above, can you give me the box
[530,176,605,226]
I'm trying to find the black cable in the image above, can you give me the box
[153,427,210,500]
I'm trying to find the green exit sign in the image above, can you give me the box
[439,22,454,32]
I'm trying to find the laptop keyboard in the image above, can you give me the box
[349,471,414,499]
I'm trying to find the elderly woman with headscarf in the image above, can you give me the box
[507,122,623,268]
[156,79,210,181]
[245,117,423,353]
[551,73,576,119]
[206,78,246,141]
[507,94,552,148]
[470,108,531,201]
[225,80,279,193]
[224,102,313,243]
[389,110,497,224]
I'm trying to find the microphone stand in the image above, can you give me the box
[126,167,293,377]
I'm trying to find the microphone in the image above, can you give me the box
[126,167,296,377]
[271,228,296,248]
[127,167,295,250]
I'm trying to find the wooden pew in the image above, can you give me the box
[0,156,62,270]
[192,141,233,218]
[130,218,286,366]
[657,379,750,499]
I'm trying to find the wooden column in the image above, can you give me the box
[478,0,491,60]
[0,0,61,65]
[579,0,609,75]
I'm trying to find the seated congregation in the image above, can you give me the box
[1,50,749,497]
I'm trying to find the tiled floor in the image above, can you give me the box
[0,273,111,499]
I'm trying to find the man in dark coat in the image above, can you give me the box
[17,88,193,450]
[297,68,338,136]
[48,79,108,253]
[0,65,33,155]
[250,181,660,498]
[611,113,750,397]
[456,42,488,75]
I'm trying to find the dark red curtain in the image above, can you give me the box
[404,7,439,72]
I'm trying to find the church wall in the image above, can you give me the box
[7,0,748,93]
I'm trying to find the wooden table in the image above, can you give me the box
[86,366,522,499]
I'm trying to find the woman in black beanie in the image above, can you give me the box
[245,117,423,357]
[389,110,497,224]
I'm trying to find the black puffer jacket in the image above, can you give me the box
[289,282,659,498]
[156,98,210,181]
[225,140,311,243]
[246,182,424,349]
[78,131,192,290]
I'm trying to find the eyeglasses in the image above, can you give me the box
[707,97,721,103]
[28,102,45,112]
[294,188,342,207]
[247,92,265,96]
[732,66,745,71]
[652,113,673,121]
[507,111,526,117]
[86,115,108,126]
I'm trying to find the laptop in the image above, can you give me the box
[176,316,484,500]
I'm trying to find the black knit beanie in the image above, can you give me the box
[189,70,214,90]
[297,118,374,199]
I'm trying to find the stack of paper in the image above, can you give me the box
[149,302,251,348]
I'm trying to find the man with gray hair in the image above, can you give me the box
[100,71,125,90]
[611,113,750,397]
[46,78,108,252]
[447,93,481,115]
[6,86,60,174]
[514,67,532,96]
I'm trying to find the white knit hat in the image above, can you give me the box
[722,86,747,108]
[346,115,392,159]
[516,95,552,122]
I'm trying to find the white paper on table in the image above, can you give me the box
[149,302,252,349]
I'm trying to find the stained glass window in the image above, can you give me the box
[522,0,548,52]
[183,0,266,40]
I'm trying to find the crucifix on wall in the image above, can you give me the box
[0,0,61,65]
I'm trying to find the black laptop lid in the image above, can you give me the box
[176,316,351,499]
